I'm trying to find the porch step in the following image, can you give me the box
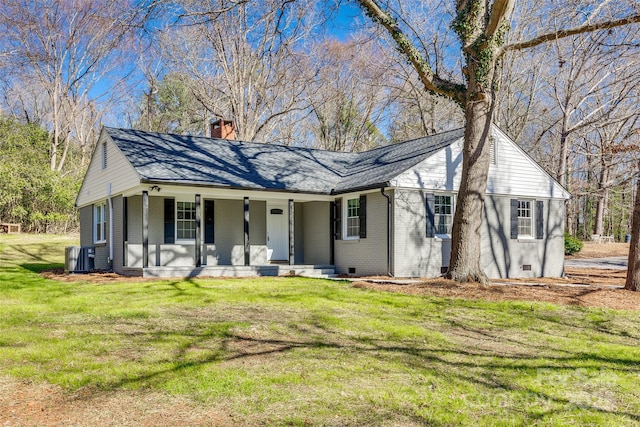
[285,265,336,278]
[299,273,340,279]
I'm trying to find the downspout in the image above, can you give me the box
[107,183,114,270]
[380,186,393,277]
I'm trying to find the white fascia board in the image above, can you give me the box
[122,184,336,202]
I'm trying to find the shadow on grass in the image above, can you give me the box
[82,310,640,424]
[7,244,56,264]
[2,260,639,424]
[21,263,64,274]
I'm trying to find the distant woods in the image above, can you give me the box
[0,0,638,238]
[0,118,78,232]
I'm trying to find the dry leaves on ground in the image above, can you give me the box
[353,268,639,311]
[0,377,231,427]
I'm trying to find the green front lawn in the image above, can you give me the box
[1,235,639,426]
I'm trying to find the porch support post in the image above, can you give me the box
[329,202,335,265]
[142,191,149,268]
[288,199,294,265]
[244,197,250,266]
[195,194,201,267]
[123,197,128,267]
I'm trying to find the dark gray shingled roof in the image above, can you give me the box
[105,127,464,195]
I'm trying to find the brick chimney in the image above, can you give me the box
[210,119,236,140]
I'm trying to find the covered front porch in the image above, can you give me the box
[115,186,335,277]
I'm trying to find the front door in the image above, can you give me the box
[267,203,288,261]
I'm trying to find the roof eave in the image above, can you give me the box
[331,182,391,195]
[140,178,335,196]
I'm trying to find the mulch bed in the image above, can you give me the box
[352,268,640,310]
[39,267,640,311]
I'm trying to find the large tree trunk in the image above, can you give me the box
[447,98,494,283]
[446,54,496,284]
[625,166,640,291]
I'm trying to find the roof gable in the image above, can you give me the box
[76,129,140,207]
[334,129,464,193]
[391,125,570,199]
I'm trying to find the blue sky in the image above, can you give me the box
[325,3,365,40]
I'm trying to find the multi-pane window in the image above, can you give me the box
[94,202,107,243]
[177,201,196,239]
[346,198,360,237]
[518,200,532,237]
[434,195,453,234]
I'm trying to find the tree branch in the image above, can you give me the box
[356,0,465,104]
[485,0,515,39]
[501,14,640,54]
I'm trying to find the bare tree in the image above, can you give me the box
[156,0,318,144]
[582,113,639,238]
[0,0,148,171]
[387,64,464,142]
[306,36,391,152]
[357,0,640,282]
[520,28,639,234]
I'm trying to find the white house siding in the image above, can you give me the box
[302,201,331,265]
[485,129,568,199]
[393,139,463,192]
[481,196,565,278]
[76,132,140,208]
[392,127,569,200]
[334,190,388,276]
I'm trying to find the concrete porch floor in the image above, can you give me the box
[121,264,336,279]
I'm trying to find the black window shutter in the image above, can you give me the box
[510,199,519,239]
[164,198,175,244]
[425,193,435,238]
[536,200,544,240]
[204,200,215,244]
[359,194,367,238]
[334,198,342,240]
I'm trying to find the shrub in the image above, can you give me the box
[564,233,583,255]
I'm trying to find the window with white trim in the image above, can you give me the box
[177,201,196,240]
[346,197,360,238]
[518,200,532,237]
[94,202,107,243]
[434,195,453,234]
